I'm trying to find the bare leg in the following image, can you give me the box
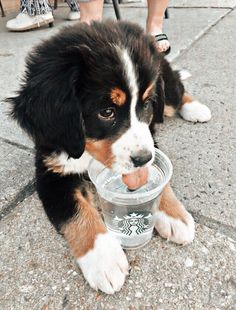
[146,0,170,53]
[79,0,104,24]
[154,184,195,245]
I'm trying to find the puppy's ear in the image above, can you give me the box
[153,76,165,123]
[9,60,85,158]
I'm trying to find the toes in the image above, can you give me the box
[116,248,129,275]
[86,264,125,294]
[156,39,170,53]
[97,273,115,295]
[105,264,126,292]
[154,211,172,239]
[154,210,195,245]
[179,100,212,122]
[77,233,129,294]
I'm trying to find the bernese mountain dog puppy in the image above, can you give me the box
[9,21,211,294]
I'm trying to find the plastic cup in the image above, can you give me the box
[88,148,173,249]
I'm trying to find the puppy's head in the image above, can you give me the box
[10,21,164,174]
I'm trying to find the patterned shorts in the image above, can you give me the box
[20,0,98,16]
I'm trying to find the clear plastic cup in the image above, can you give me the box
[88,148,173,249]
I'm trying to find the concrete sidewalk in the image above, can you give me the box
[0,1,236,309]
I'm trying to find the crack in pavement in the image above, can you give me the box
[172,7,234,63]
[0,179,36,220]
[0,136,34,153]
[1,179,235,241]
[191,211,236,240]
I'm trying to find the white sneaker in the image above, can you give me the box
[67,11,80,21]
[6,12,54,31]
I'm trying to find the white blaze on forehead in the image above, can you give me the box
[111,46,155,174]
[115,46,138,124]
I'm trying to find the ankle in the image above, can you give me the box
[80,14,102,23]
[146,19,163,36]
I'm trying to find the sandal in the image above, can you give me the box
[155,33,171,55]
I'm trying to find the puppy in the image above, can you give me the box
[8,21,211,294]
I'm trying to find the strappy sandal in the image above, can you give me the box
[155,33,171,55]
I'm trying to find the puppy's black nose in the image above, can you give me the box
[130,150,153,167]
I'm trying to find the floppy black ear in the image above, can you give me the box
[153,76,165,123]
[9,49,85,158]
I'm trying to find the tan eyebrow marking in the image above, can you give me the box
[164,105,176,117]
[142,83,155,101]
[110,87,126,106]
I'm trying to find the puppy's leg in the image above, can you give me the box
[154,184,195,245]
[179,92,211,123]
[37,156,128,294]
[164,92,212,123]
[161,59,211,122]
[62,190,129,294]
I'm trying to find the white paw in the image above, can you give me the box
[77,233,129,294]
[179,100,211,122]
[178,69,192,81]
[154,210,195,245]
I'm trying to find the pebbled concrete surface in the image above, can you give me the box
[156,8,236,233]
[104,7,231,62]
[0,140,34,214]
[0,1,235,309]
[168,0,236,8]
[0,194,236,309]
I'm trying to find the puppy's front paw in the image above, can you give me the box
[179,100,211,122]
[77,233,129,294]
[154,209,195,245]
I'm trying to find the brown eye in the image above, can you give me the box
[98,108,116,120]
[144,100,151,110]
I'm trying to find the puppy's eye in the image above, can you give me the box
[98,108,116,120]
[143,100,151,110]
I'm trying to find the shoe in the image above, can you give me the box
[6,12,54,32]
[68,11,80,21]
[155,33,171,55]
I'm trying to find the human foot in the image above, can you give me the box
[154,33,171,55]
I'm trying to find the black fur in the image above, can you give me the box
[35,149,82,230]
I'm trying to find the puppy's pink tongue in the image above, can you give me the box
[122,167,148,190]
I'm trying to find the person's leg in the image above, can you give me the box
[6,0,53,31]
[66,0,80,12]
[146,0,170,54]
[20,0,52,16]
[79,0,103,24]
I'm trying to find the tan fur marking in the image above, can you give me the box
[43,155,64,174]
[181,92,194,106]
[110,88,126,106]
[164,105,176,117]
[86,139,114,167]
[159,184,188,224]
[62,190,106,258]
[142,83,155,101]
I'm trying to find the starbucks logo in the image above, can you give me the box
[112,212,152,236]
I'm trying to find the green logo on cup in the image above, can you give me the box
[112,212,152,236]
